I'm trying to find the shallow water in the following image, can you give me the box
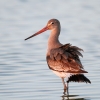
[0,0,100,100]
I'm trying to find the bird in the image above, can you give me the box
[25,19,91,95]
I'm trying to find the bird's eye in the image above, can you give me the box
[51,22,54,24]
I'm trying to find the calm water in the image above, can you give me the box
[0,0,100,100]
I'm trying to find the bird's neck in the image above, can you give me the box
[47,28,62,54]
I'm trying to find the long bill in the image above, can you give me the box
[25,26,49,40]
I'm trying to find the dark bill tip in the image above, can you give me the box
[24,26,48,41]
[24,35,33,40]
[24,33,37,41]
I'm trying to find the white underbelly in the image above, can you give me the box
[52,70,71,78]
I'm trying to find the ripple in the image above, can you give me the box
[0,0,100,100]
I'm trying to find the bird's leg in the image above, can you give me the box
[61,78,69,96]
[61,78,67,94]
[66,82,69,96]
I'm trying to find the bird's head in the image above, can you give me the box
[25,19,60,40]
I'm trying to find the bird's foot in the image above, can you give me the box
[63,86,69,96]
[63,85,67,94]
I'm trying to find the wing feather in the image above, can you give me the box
[47,43,87,73]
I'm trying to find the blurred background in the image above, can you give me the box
[0,0,100,100]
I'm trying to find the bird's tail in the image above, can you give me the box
[67,74,91,83]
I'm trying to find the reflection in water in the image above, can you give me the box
[61,94,91,100]
[62,90,90,100]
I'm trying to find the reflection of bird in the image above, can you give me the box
[25,19,91,95]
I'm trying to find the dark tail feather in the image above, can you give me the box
[67,74,91,83]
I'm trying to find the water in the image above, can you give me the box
[0,0,100,100]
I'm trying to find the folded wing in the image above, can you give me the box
[46,43,88,73]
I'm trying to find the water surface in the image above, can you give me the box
[0,0,100,100]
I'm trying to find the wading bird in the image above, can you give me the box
[25,19,91,95]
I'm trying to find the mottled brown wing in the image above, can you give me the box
[47,43,88,73]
